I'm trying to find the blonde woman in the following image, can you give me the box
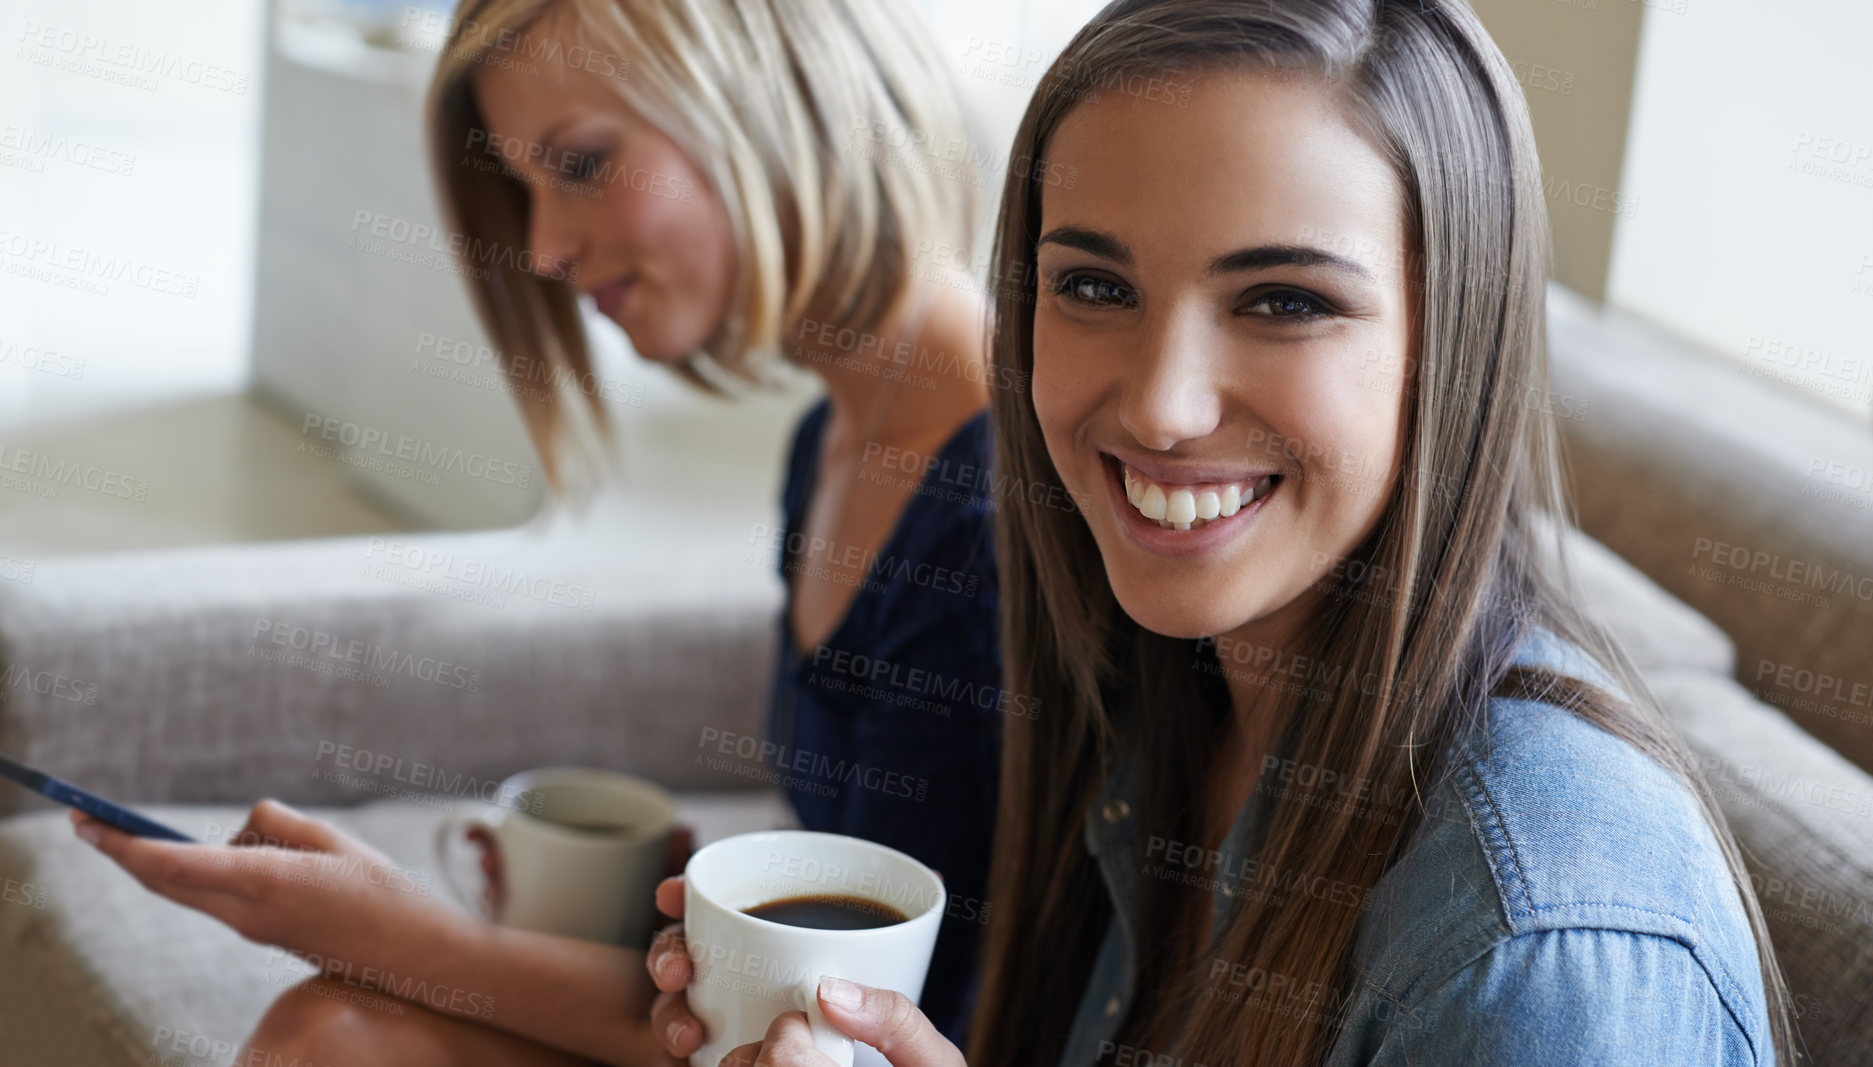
[648,1,1795,1065]
[70,0,1007,1063]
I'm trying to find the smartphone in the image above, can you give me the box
[0,752,197,843]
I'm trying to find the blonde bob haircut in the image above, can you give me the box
[426,0,978,485]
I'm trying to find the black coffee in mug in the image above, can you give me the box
[744,893,908,931]
[551,820,637,838]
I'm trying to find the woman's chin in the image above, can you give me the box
[1110,585,1255,644]
[632,344,695,367]
[616,322,703,366]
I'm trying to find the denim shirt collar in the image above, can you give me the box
[1055,624,1588,1067]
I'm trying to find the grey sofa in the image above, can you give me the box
[1543,287,1873,1064]
[1,287,1870,1064]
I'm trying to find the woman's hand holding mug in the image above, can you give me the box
[646,875,963,1067]
[647,876,707,1060]
[648,831,966,1063]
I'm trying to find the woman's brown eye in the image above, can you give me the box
[1246,289,1329,319]
[572,150,607,182]
[1054,273,1136,308]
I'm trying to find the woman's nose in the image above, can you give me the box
[526,190,590,277]
[1118,308,1225,452]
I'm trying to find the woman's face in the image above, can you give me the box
[472,6,737,363]
[1032,71,1415,646]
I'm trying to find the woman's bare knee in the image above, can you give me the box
[242,977,440,1065]
[243,976,596,1067]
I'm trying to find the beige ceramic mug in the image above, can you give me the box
[435,766,677,945]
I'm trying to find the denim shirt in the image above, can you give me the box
[1060,625,1774,1066]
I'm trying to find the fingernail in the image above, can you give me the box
[666,1019,689,1048]
[76,823,101,847]
[820,976,862,1010]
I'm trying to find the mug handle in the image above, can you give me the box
[791,976,856,1067]
[434,805,506,921]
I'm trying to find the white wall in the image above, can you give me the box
[0,0,261,427]
[913,0,1111,247]
[1607,0,1873,423]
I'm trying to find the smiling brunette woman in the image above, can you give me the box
[69,0,1004,1064]
[673,1,1795,1066]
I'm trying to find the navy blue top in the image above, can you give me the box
[767,398,1004,1049]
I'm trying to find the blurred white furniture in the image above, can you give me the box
[249,0,546,529]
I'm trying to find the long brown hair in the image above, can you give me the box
[969,2,1794,1065]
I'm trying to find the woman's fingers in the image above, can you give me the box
[235,799,376,860]
[645,918,703,1057]
[718,1039,767,1067]
[716,988,957,1067]
[720,1010,812,1067]
[816,978,963,1067]
[646,921,691,992]
[72,808,424,959]
[232,799,324,847]
[649,987,705,1059]
[726,1009,845,1067]
[74,812,233,893]
[655,874,686,919]
[71,812,252,916]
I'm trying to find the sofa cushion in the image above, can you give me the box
[0,791,794,1066]
[0,533,785,818]
[1547,285,1873,776]
[1648,669,1873,1064]
[1561,524,1737,677]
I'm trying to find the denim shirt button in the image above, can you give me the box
[1104,994,1123,1017]
[1102,798,1132,825]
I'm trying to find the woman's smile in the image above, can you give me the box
[587,273,638,319]
[1101,452,1285,556]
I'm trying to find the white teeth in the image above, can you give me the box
[1140,483,1167,521]
[1165,489,1197,524]
[1119,463,1278,530]
[1220,484,1241,517]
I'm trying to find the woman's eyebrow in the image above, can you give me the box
[498,117,576,170]
[1210,245,1375,281]
[1037,226,1132,265]
[1037,227,1376,283]
[537,116,576,148]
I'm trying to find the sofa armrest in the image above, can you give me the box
[1547,285,1873,775]
[0,527,783,816]
[1558,522,1737,677]
[1649,670,1873,1065]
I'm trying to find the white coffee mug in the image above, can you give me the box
[684,830,946,1067]
[435,766,676,946]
